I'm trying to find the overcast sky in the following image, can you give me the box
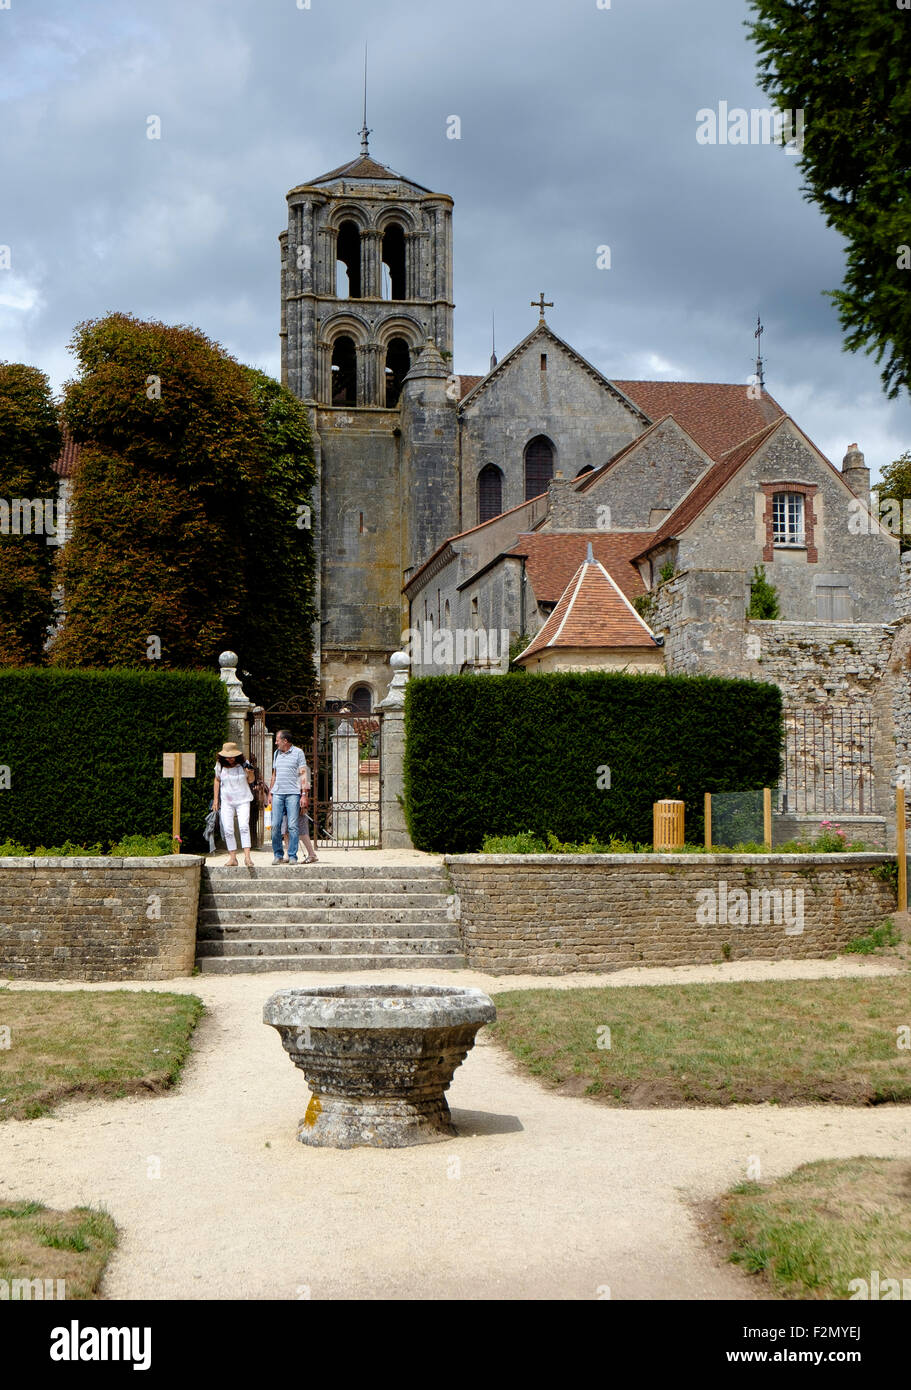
[3,0,909,480]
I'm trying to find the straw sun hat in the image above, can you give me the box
[217,742,245,759]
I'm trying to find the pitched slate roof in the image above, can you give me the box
[505,531,651,604]
[516,546,659,662]
[612,381,785,459]
[634,418,784,556]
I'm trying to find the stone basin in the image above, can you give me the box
[263,984,497,1148]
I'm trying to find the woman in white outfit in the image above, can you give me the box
[213,741,255,868]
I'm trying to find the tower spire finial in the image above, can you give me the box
[490,310,497,371]
[359,43,371,157]
[754,313,765,390]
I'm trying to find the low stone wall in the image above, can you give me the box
[773,814,887,849]
[0,857,203,982]
[444,854,896,975]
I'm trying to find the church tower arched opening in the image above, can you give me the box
[381,224,407,300]
[331,336,358,406]
[336,221,362,299]
[384,337,411,407]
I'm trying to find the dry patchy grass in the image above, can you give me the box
[718,1157,911,1299]
[0,1202,118,1300]
[488,978,911,1106]
[0,989,204,1120]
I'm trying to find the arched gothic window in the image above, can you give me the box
[349,684,373,713]
[336,221,362,298]
[385,338,411,407]
[478,464,504,524]
[381,224,407,300]
[330,336,358,406]
[524,435,555,499]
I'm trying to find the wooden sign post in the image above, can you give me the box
[704,792,712,851]
[763,787,772,852]
[163,753,196,854]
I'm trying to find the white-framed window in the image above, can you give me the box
[772,491,805,546]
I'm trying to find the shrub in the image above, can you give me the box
[481,831,546,854]
[404,670,783,852]
[0,668,227,850]
[747,564,781,619]
[843,920,901,954]
[107,832,175,856]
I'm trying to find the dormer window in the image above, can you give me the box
[772,491,805,546]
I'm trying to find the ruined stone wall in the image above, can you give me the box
[445,854,895,975]
[0,858,201,981]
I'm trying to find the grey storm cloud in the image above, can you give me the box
[1,0,909,477]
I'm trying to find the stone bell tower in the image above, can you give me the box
[279,130,457,705]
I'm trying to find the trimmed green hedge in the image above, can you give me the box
[0,669,228,851]
[403,671,783,852]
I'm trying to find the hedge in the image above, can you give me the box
[0,668,228,850]
[403,671,783,852]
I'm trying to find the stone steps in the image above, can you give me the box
[198,919,458,941]
[195,863,465,973]
[199,906,454,927]
[200,891,448,910]
[198,936,459,958]
[198,952,464,975]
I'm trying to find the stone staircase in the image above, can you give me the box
[196,863,466,973]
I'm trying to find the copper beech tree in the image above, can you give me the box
[52,313,316,705]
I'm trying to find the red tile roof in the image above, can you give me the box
[457,375,484,400]
[612,381,785,460]
[505,531,652,604]
[635,418,784,556]
[53,430,80,477]
[517,548,658,661]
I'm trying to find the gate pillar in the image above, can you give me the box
[377,651,414,849]
[218,651,255,756]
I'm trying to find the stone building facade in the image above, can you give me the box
[281,143,908,849]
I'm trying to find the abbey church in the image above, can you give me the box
[280,138,901,738]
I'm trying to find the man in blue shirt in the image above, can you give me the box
[268,729,317,864]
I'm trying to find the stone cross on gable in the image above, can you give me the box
[531,293,554,322]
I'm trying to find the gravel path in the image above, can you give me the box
[1,957,908,1301]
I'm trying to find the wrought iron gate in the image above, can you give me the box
[777,707,874,816]
[250,702,382,848]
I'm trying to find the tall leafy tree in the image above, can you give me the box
[53,314,316,702]
[873,450,911,551]
[0,363,62,663]
[748,2,911,397]
[237,368,318,708]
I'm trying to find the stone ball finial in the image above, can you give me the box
[219,651,239,669]
[390,650,411,672]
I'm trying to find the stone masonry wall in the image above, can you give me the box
[0,857,202,982]
[444,854,895,975]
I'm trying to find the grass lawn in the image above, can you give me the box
[0,1202,118,1300]
[488,978,911,1106]
[718,1157,911,1299]
[0,989,204,1120]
